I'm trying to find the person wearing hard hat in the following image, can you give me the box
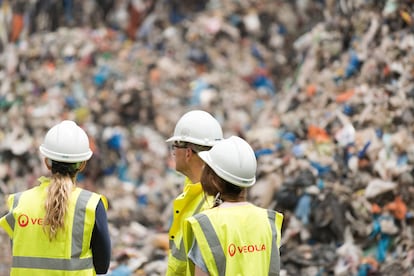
[0,120,111,275]
[165,110,224,275]
[183,136,284,276]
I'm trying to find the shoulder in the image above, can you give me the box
[77,188,108,210]
[262,208,283,220]
[187,211,210,226]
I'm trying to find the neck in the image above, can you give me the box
[185,162,203,184]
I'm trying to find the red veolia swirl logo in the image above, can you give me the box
[17,214,29,227]
[228,243,237,257]
[228,242,266,257]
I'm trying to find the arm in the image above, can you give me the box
[188,236,210,275]
[195,265,209,276]
[91,199,111,274]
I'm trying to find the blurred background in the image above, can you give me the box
[1,0,414,275]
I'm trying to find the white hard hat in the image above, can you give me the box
[39,120,92,163]
[166,110,223,146]
[198,136,257,187]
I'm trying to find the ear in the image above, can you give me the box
[78,161,87,172]
[44,158,52,170]
[186,147,194,160]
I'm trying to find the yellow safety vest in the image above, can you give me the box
[183,204,283,276]
[0,176,107,276]
[167,177,213,276]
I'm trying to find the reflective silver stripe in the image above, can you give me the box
[72,190,92,258]
[194,213,226,275]
[194,197,205,214]
[12,190,94,271]
[13,256,93,271]
[170,239,186,261]
[170,197,206,261]
[267,210,280,276]
[5,192,22,231]
[12,193,22,208]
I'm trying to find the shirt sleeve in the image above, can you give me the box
[188,238,209,273]
[91,199,111,274]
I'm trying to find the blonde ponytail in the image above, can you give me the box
[43,174,73,241]
[42,160,82,241]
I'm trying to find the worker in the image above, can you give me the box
[183,136,284,276]
[166,110,223,275]
[0,120,111,275]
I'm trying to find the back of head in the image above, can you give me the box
[39,120,92,163]
[39,120,92,240]
[166,110,223,147]
[198,136,257,187]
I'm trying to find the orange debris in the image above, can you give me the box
[384,196,407,220]
[335,89,355,103]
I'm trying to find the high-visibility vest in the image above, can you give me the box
[167,177,213,275]
[184,204,283,276]
[0,176,107,276]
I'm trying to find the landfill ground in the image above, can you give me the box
[1,1,414,275]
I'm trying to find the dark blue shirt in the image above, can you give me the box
[91,199,111,274]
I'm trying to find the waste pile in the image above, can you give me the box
[1,0,414,275]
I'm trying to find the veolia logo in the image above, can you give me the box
[17,214,29,227]
[228,243,266,257]
[17,214,46,227]
[228,244,237,256]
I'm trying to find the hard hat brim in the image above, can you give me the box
[166,135,219,147]
[198,150,212,168]
[39,145,93,163]
[165,136,178,143]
